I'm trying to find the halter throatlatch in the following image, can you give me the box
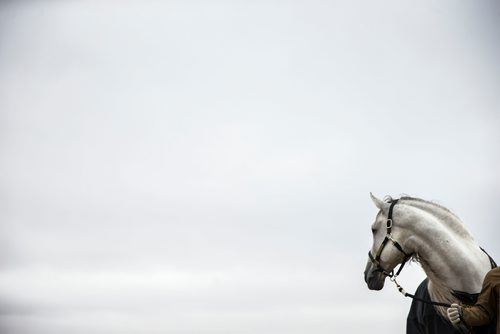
[368,199,412,279]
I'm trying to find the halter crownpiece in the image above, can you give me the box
[383,195,393,203]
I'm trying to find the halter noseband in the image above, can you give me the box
[368,199,412,278]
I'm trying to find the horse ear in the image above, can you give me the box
[370,192,388,211]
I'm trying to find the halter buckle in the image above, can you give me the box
[386,219,393,229]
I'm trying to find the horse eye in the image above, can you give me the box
[371,228,377,234]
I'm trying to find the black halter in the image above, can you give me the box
[368,199,413,278]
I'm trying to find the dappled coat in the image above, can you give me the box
[406,279,496,334]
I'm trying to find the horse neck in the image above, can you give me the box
[400,201,490,294]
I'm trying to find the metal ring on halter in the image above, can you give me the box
[386,219,393,229]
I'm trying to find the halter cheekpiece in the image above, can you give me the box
[368,199,412,279]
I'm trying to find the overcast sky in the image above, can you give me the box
[1,1,499,333]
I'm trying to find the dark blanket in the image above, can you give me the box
[406,279,496,334]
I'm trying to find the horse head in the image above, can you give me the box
[364,193,413,291]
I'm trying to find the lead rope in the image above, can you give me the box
[389,276,452,308]
[391,246,497,308]
[389,276,474,334]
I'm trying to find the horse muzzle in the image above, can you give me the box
[364,260,386,290]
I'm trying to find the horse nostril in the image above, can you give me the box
[364,270,371,283]
[364,261,374,284]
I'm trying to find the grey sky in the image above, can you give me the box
[1,1,499,333]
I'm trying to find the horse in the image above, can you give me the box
[363,194,496,334]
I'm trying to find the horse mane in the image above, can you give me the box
[398,196,458,218]
[395,195,471,235]
[383,193,463,251]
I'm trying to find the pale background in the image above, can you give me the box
[1,0,499,333]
